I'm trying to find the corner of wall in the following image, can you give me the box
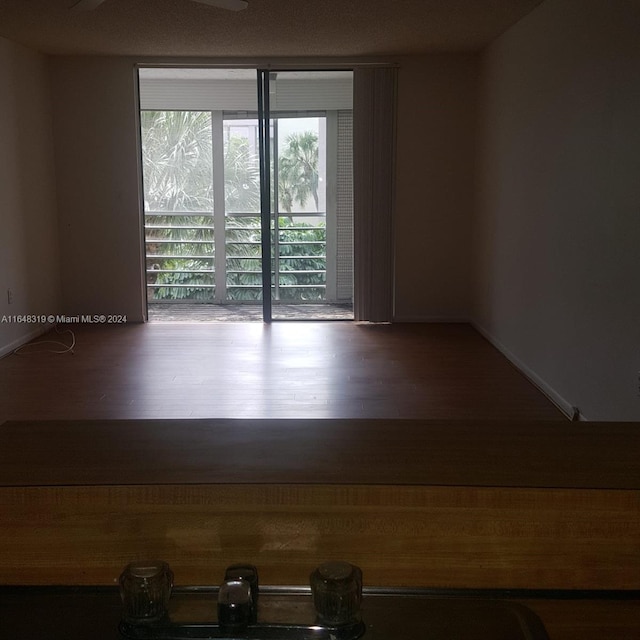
[470,0,640,420]
[0,37,63,356]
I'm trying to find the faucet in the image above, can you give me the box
[217,563,259,628]
[118,560,365,640]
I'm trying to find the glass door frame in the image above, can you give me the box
[257,68,353,323]
[257,69,273,322]
[137,64,356,323]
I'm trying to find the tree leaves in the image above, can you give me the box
[278,131,319,213]
[142,112,325,302]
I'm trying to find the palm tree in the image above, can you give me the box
[278,131,319,213]
[141,110,213,212]
[141,111,215,300]
[223,135,260,213]
[141,114,324,302]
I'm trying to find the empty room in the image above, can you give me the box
[0,1,639,638]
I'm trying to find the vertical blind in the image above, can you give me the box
[353,67,397,322]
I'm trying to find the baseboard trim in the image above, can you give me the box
[0,324,51,359]
[393,316,471,323]
[472,322,578,420]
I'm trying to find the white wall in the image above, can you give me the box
[474,0,640,419]
[394,55,478,321]
[0,38,61,356]
[48,55,477,324]
[50,57,145,321]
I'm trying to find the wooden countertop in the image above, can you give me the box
[1,419,639,489]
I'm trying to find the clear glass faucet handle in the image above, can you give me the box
[310,561,363,625]
[119,560,173,623]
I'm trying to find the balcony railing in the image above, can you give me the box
[145,211,327,303]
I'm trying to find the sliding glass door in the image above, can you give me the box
[138,67,354,322]
[257,70,354,321]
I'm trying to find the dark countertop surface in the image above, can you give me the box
[1,418,639,489]
[0,587,551,640]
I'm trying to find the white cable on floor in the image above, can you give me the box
[13,325,76,355]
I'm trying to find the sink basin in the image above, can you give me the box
[0,586,549,640]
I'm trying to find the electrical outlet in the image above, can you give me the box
[7,288,13,305]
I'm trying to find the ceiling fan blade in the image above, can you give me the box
[71,0,108,10]
[190,0,248,10]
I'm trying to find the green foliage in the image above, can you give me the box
[149,258,214,301]
[225,215,263,301]
[278,131,319,213]
[142,111,326,303]
[223,217,326,302]
[276,217,325,301]
[224,135,261,213]
[141,111,213,212]
[142,111,215,301]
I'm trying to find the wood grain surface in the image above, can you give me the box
[0,323,565,422]
[0,324,636,637]
[1,483,638,589]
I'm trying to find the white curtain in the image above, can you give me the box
[353,67,397,322]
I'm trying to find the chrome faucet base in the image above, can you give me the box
[119,619,366,640]
[118,562,365,639]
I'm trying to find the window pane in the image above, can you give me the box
[141,111,213,213]
[223,119,261,215]
[277,117,326,215]
[141,110,215,302]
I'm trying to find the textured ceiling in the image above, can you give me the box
[0,0,544,57]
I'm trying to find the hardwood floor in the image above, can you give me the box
[0,322,565,422]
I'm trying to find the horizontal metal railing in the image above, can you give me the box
[144,210,327,303]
